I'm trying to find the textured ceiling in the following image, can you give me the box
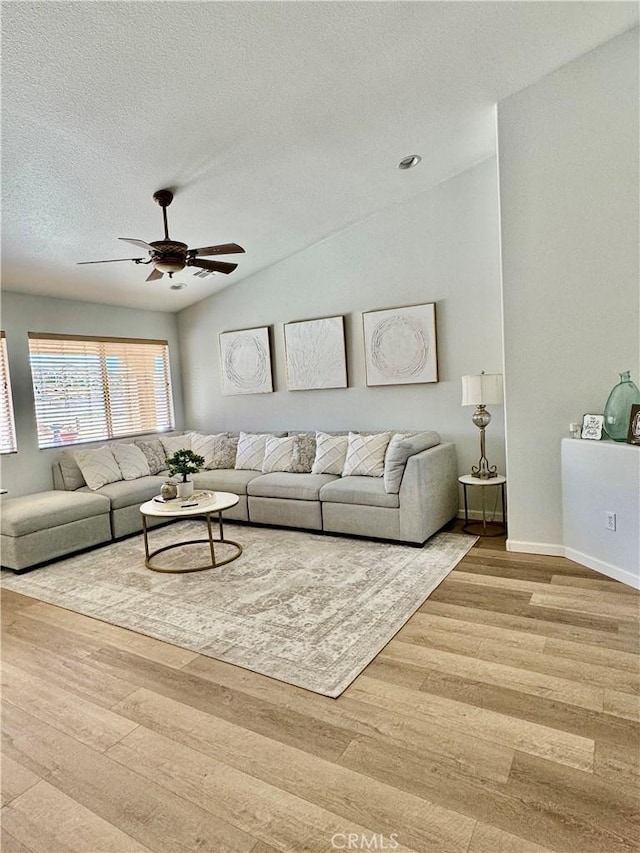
[2,1,638,312]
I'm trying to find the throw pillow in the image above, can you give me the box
[160,434,192,457]
[311,431,349,475]
[135,439,166,475]
[74,446,123,490]
[342,432,391,478]
[191,432,228,469]
[383,430,441,493]
[110,442,150,480]
[58,450,87,490]
[262,435,295,473]
[291,433,316,474]
[209,435,239,469]
[235,432,270,471]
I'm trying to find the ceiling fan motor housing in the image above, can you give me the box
[150,239,188,274]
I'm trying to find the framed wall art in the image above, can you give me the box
[362,302,438,386]
[284,315,347,391]
[219,326,273,395]
[627,404,640,446]
[581,413,604,440]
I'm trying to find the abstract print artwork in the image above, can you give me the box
[284,315,347,391]
[219,327,273,395]
[363,302,438,386]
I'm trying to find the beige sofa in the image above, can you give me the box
[1,430,458,571]
[51,429,458,542]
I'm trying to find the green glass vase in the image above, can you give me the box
[603,370,640,441]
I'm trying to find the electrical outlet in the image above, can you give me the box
[606,512,616,532]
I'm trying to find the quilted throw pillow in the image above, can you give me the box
[262,435,295,473]
[235,432,270,471]
[110,442,150,480]
[291,433,316,474]
[74,446,123,490]
[342,432,391,477]
[191,432,228,469]
[209,435,239,469]
[311,431,349,475]
[383,430,441,493]
[135,439,166,475]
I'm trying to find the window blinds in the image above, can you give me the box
[0,332,17,454]
[28,333,174,449]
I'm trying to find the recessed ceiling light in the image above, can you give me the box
[398,154,422,170]
[169,283,186,290]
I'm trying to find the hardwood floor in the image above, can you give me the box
[2,527,639,852]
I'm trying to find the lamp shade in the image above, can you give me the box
[461,373,503,407]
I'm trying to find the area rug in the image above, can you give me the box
[1,522,475,696]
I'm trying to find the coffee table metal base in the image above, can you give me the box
[142,512,242,573]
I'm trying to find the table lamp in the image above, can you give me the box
[461,372,503,479]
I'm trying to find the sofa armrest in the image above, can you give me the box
[399,442,458,543]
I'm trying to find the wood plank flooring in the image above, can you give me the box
[2,526,639,852]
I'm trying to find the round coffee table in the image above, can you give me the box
[139,490,242,573]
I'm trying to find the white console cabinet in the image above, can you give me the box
[561,438,639,589]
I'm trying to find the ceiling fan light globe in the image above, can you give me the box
[153,259,185,274]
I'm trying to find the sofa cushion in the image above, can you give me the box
[57,450,87,490]
[74,447,123,490]
[111,442,151,480]
[262,435,295,473]
[135,439,166,475]
[192,469,262,495]
[248,472,338,501]
[161,434,192,456]
[383,430,441,493]
[235,432,270,471]
[1,490,111,537]
[191,432,228,469]
[83,476,168,509]
[291,433,316,473]
[311,431,348,475]
[342,432,391,477]
[319,477,400,509]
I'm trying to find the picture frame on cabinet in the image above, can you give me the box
[581,413,604,440]
[627,404,640,445]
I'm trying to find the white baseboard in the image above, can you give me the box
[506,540,639,589]
[563,547,640,590]
[506,540,565,557]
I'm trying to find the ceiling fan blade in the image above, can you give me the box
[146,268,164,282]
[187,258,238,274]
[118,237,154,251]
[77,257,145,265]
[189,243,245,257]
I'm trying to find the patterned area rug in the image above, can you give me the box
[1,521,475,696]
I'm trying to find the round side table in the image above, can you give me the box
[458,474,507,537]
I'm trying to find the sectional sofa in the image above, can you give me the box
[1,429,458,571]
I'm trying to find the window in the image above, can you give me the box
[28,333,174,449]
[0,332,17,454]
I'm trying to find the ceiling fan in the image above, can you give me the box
[78,189,244,281]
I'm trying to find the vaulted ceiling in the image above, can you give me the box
[2,1,637,311]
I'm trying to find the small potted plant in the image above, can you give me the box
[164,448,205,498]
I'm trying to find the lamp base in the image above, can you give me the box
[470,466,498,480]
[471,412,498,479]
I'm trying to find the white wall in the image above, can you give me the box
[498,28,639,553]
[0,291,184,496]
[562,439,640,588]
[178,158,504,513]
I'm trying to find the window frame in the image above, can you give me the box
[28,332,175,450]
[0,332,18,455]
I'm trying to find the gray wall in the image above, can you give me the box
[178,157,505,511]
[498,27,639,552]
[0,291,184,496]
